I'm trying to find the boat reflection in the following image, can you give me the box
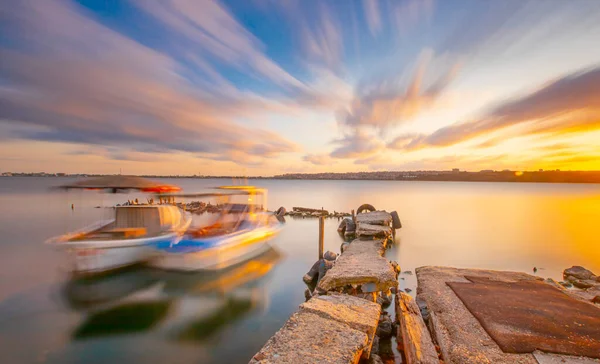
[63,247,282,341]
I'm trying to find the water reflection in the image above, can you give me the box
[64,248,282,342]
[74,300,172,339]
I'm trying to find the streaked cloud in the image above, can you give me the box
[363,0,382,36]
[303,153,335,166]
[0,0,299,166]
[134,0,305,90]
[1,0,600,174]
[331,129,385,159]
[394,65,600,150]
[336,50,460,130]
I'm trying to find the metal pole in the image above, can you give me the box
[318,216,324,260]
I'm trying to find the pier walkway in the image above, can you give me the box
[251,208,600,364]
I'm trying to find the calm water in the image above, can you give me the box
[0,177,599,363]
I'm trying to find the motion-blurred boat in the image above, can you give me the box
[151,186,284,271]
[46,176,192,274]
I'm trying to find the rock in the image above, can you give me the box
[570,286,600,302]
[390,261,401,276]
[304,288,312,301]
[563,266,597,281]
[317,259,335,283]
[366,353,384,364]
[403,270,413,275]
[416,297,430,322]
[390,286,397,295]
[376,317,393,339]
[340,242,350,253]
[303,260,322,284]
[302,274,314,285]
[544,278,564,290]
[323,251,337,261]
[559,281,573,288]
[566,276,596,289]
[370,336,379,355]
[404,288,412,293]
[380,290,392,308]
[378,337,395,360]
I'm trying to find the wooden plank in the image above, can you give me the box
[396,292,439,364]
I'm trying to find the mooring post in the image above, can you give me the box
[318,216,325,260]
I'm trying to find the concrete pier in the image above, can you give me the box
[318,238,396,293]
[250,209,399,363]
[251,205,600,364]
[250,294,381,363]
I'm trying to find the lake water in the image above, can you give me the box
[0,177,599,363]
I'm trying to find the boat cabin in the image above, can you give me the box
[70,205,185,241]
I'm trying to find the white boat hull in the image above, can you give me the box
[50,213,192,274]
[152,226,280,272]
[66,236,171,273]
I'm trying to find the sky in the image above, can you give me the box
[1,0,600,175]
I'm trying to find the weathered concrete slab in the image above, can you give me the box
[318,239,397,292]
[250,310,368,364]
[301,293,381,358]
[356,211,392,226]
[533,351,600,364]
[417,266,538,364]
[395,292,439,364]
[416,266,600,364]
[356,223,392,238]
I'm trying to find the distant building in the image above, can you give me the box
[539,169,544,172]
[480,169,494,173]
[56,173,66,177]
[452,168,460,173]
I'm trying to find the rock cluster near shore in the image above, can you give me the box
[563,266,600,303]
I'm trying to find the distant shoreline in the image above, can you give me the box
[2,170,600,184]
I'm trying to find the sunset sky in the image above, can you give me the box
[1,0,600,175]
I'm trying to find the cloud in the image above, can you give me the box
[393,65,600,150]
[330,129,385,159]
[0,0,299,165]
[303,153,335,165]
[392,0,435,36]
[363,0,382,36]
[133,0,306,90]
[336,50,460,129]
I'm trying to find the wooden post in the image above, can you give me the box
[351,209,355,223]
[318,216,325,260]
